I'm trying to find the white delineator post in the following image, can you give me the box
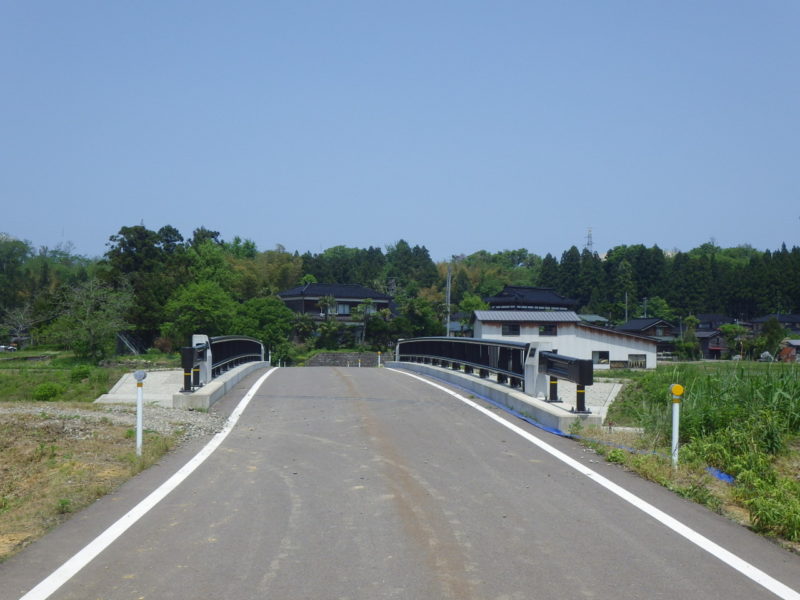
[670,383,684,468]
[134,370,147,456]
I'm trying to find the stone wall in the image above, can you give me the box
[304,352,381,367]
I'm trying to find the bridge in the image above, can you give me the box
[2,349,800,599]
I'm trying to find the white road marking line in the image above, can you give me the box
[19,368,278,600]
[390,368,800,600]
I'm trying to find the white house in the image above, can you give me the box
[473,310,657,369]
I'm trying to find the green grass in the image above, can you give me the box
[0,349,179,403]
[599,361,800,545]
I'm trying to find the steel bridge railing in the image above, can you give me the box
[395,337,531,390]
[181,334,264,392]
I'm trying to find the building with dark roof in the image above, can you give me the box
[615,318,677,355]
[484,286,578,311]
[751,314,800,336]
[277,283,392,321]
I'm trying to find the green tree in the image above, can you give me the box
[0,234,33,311]
[232,296,295,351]
[538,253,559,288]
[760,317,787,358]
[104,224,190,342]
[457,292,488,330]
[48,278,133,361]
[385,240,438,293]
[719,323,749,358]
[638,296,675,322]
[558,246,581,299]
[611,259,637,321]
[351,298,375,344]
[317,295,337,320]
[675,315,701,360]
[161,281,238,346]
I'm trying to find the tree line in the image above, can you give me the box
[1,227,798,362]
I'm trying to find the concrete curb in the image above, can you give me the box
[172,362,271,410]
[386,361,604,432]
[96,362,270,410]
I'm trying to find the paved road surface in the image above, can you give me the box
[2,367,799,599]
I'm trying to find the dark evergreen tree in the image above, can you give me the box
[558,246,581,300]
[538,253,559,288]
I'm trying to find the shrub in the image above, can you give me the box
[70,365,92,382]
[33,382,66,401]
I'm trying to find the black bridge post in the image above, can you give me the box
[575,384,588,413]
[181,346,194,392]
[549,376,560,402]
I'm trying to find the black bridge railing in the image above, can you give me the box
[181,335,264,392]
[395,337,531,390]
[209,335,264,377]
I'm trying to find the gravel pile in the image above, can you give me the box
[0,403,227,442]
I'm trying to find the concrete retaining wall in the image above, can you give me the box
[386,361,602,433]
[304,352,381,367]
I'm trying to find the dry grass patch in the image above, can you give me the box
[0,409,175,561]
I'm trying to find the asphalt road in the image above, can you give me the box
[3,367,799,600]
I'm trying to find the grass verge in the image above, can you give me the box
[0,408,177,561]
[577,361,800,553]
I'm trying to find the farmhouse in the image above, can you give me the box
[473,310,657,369]
[277,283,392,321]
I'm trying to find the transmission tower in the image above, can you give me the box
[585,227,594,253]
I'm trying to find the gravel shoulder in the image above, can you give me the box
[0,402,227,442]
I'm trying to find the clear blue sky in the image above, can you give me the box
[2,1,799,261]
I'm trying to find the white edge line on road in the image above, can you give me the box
[19,367,279,600]
[389,368,800,600]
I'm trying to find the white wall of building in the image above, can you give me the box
[475,320,657,369]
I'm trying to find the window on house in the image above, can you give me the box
[501,323,520,336]
[592,351,610,364]
[628,354,647,368]
[538,324,557,336]
[337,303,350,315]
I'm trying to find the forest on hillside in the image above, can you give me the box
[1,225,798,361]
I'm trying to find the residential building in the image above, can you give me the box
[277,283,392,321]
[751,314,800,336]
[615,318,677,355]
[474,310,657,369]
[484,286,578,311]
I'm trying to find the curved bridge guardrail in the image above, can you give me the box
[181,334,264,392]
[395,337,531,390]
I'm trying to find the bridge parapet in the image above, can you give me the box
[395,337,531,390]
[395,337,594,410]
[181,334,264,392]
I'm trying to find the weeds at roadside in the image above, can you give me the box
[0,412,176,561]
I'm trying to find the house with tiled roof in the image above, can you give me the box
[751,314,800,336]
[277,283,392,322]
[484,286,578,311]
[615,318,677,356]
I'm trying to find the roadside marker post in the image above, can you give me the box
[670,383,684,467]
[134,370,147,456]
